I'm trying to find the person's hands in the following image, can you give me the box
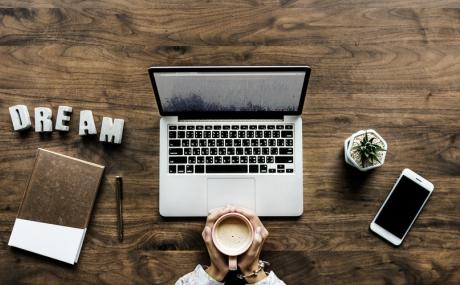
[202,206,234,281]
[235,207,269,283]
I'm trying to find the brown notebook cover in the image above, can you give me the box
[17,148,105,229]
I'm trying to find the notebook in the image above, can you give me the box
[8,148,105,264]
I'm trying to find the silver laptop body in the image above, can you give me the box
[148,66,311,217]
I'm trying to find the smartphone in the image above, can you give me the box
[370,168,434,246]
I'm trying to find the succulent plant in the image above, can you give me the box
[352,131,387,167]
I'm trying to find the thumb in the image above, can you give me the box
[202,226,212,244]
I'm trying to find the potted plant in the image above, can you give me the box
[344,129,387,171]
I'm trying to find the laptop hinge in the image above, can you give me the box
[178,113,284,121]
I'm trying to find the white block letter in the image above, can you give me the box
[55,106,73,132]
[34,107,53,132]
[9,105,31,131]
[99,117,124,144]
[79,110,97,135]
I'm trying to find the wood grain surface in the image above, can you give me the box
[0,1,459,284]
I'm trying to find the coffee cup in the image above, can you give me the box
[212,212,254,271]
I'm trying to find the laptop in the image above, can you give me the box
[148,66,311,217]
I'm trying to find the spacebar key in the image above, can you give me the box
[206,165,248,173]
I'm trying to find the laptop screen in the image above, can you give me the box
[149,67,310,117]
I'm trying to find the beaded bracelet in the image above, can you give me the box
[237,260,270,280]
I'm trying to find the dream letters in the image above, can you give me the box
[8,105,125,144]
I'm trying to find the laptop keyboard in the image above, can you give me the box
[167,123,295,174]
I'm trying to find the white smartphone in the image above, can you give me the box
[370,168,434,246]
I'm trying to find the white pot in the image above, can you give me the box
[344,129,387,172]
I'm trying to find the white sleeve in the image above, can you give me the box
[175,265,224,285]
[247,271,286,285]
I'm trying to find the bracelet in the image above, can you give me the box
[237,260,270,280]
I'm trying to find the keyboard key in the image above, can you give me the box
[210,148,218,155]
[191,140,198,147]
[197,156,205,163]
[232,125,239,130]
[169,131,176,138]
[219,148,226,155]
[273,131,280,138]
[285,125,293,129]
[223,156,231,163]
[245,148,252,155]
[206,157,213,164]
[195,165,205,173]
[217,139,224,147]
[270,148,278,155]
[258,156,265,163]
[196,125,204,130]
[286,139,293,146]
[268,139,276,146]
[214,125,221,130]
[251,139,259,146]
[208,139,216,147]
[243,139,250,146]
[193,148,200,155]
[260,139,267,146]
[234,139,241,146]
[279,148,293,155]
[281,131,293,138]
[169,148,183,155]
[250,125,257,130]
[277,139,284,146]
[186,165,194,173]
[212,131,220,138]
[186,131,194,138]
[286,169,294,173]
[178,126,186,130]
[253,148,261,155]
[262,148,269,155]
[277,164,285,169]
[178,131,185,138]
[184,148,191,155]
[268,125,275,129]
[214,156,222,163]
[223,125,231,130]
[260,165,267,173]
[169,165,176,173]
[229,131,237,138]
[169,125,177,130]
[276,125,284,129]
[169,140,180,147]
[178,165,185,173]
[269,169,276,173]
[227,148,235,155]
[249,165,258,173]
[206,165,248,173]
[232,156,239,163]
[204,131,211,138]
[256,131,263,138]
[188,156,196,164]
[249,156,256,163]
[221,131,228,138]
[247,131,254,138]
[277,169,285,173]
[258,125,266,129]
[201,148,209,155]
[266,156,274,163]
[195,131,203,138]
[225,139,233,146]
[240,156,248,163]
[236,148,244,155]
[241,125,248,130]
[275,156,294,163]
[187,126,194,130]
[205,125,213,130]
[169,156,187,164]
[199,140,207,147]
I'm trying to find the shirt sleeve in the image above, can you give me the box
[247,271,286,285]
[175,265,224,285]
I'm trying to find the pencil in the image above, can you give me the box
[116,176,123,242]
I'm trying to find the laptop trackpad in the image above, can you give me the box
[207,178,256,212]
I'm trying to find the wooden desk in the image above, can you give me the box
[0,2,459,284]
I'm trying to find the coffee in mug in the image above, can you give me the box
[212,212,254,270]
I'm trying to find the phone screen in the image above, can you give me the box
[375,176,430,238]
